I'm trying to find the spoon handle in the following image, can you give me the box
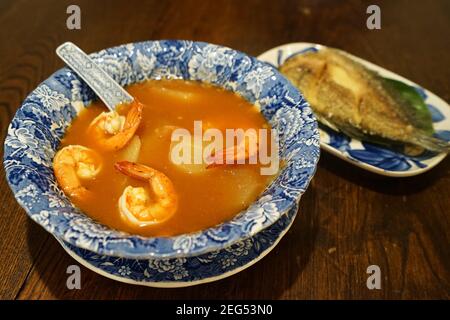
[56,42,133,111]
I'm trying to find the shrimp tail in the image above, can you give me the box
[114,161,157,180]
[67,185,93,201]
[411,132,450,153]
[124,100,143,132]
[205,146,232,168]
[206,141,259,168]
[110,100,143,150]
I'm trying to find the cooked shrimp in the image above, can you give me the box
[205,130,259,168]
[114,161,178,227]
[89,99,143,151]
[53,145,102,200]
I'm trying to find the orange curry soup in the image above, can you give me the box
[59,80,275,237]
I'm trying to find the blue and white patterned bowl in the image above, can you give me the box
[57,204,298,287]
[3,41,319,285]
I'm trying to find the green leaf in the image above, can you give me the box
[382,77,434,134]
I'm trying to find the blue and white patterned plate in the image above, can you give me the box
[4,41,319,269]
[257,43,450,177]
[56,204,298,287]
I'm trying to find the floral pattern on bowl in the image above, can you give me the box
[58,204,297,286]
[4,40,320,259]
[257,42,450,177]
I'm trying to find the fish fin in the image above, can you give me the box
[318,115,410,151]
[337,124,401,148]
[316,113,394,147]
[314,113,340,132]
[411,133,450,153]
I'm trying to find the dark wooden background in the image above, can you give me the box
[0,0,449,300]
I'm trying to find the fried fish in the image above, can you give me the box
[279,48,449,153]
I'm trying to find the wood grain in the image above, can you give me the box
[0,0,449,299]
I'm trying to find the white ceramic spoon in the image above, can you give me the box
[56,42,133,111]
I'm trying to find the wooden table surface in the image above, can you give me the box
[0,0,449,300]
